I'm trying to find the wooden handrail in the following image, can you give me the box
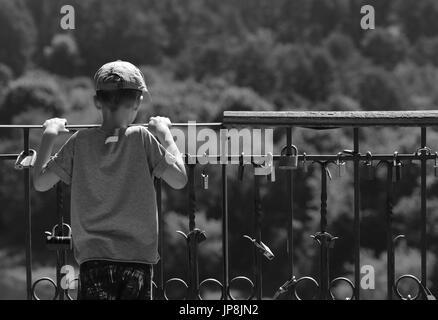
[223,110,438,128]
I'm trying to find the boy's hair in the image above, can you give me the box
[96,89,142,111]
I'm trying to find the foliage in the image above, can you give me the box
[324,32,358,62]
[0,0,36,75]
[0,71,67,124]
[361,27,409,70]
[356,67,404,110]
[44,34,82,76]
[0,64,13,88]
[0,0,437,299]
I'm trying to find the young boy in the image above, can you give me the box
[33,60,187,300]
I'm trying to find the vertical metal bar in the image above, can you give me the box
[23,128,32,300]
[320,164,328,234]
[155,178,163,300]
[188,164,196,232]
[420,127,427,291]
[353,128,360,300]
[254,174,262,300]
[56,183,65,300]
[319,163,329,300]
[286,127,294,278]
[221,164,229,300]
[187,164,199,300]
[386,162,394,300]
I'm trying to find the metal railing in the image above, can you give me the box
[1,110,437,300]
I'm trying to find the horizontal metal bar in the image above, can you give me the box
[183,153,437,162]
[1,153,436,162]
[223,111,438,127]
[0,122,223,130]
[0,154,19,160]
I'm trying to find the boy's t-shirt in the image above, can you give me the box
[45,126,173,265]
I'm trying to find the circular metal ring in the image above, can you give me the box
[151,281,158,300]
[294,276,319,300]
[164,278,189,300]
[329,277,355,300]
[66,278,79,300]
[199,278,224,300]
[395,274,421,300]
[227,276,255,300]
[32,277,58,300]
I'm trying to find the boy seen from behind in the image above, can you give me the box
[33,60,187,300]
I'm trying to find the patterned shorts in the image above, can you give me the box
[78,260,153,300]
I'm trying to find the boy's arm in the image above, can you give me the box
[156,130,187,189]
[148,117,187,189]
[33,118,69,192]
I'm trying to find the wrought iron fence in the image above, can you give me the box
[1,111,437,300]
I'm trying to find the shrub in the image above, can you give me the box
[0,0,36,75]
[361,28,409,70]
[44,34,82,76]
[0,72,66,124]
[356,67,404,110]
[412,37,438,67]
[0,64,13,87]
[324,32,357,62]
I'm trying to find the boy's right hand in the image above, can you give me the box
[148,116,172,142]
[43,118,69,136]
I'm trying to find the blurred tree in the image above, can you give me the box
[0,64,13,107]
[325,94,361,111]
[412,37,438,67]
[324,32,357,62]
[174,36,234,82]
[394,63,438,109]
[308,48,335,101]
[159,0,186,57]
[0,72,66,124]
[73,0,168,72]
[228,29,277,95]
[308,0,350,42]
[271,44,313,101]
[43,34,82,76]
[361,27,409,70]
[0,0,36,75]
[0,64,13,88]
[66,77,94,91]
[394,195,438,252]
[25,0,60,65]
[344,248,436,299]
[0,0,436,298]
[138,68,224,123]
[396,0,438,41]
[215,86,272,120]
[255,0,312,43]
[356,67,403,110]
[273,45,335,102]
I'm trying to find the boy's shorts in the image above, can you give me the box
[78,260,153,300]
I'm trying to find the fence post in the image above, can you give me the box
[286,128,294,280]
[155,178,164,300]
[253,173,263,299]
[55,183,66,300]
[353,128,361,300]
[23,128,32,300]
[186,164,200,300]
[386,162,394,300]
[420,127,427,294]
[222,164,229,300]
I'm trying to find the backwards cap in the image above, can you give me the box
[94,60,148,92]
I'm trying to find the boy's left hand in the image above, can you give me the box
[148,116,172,142]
